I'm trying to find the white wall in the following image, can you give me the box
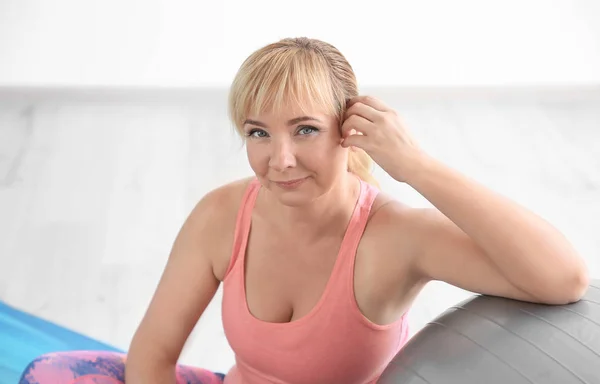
[1,0,599,88]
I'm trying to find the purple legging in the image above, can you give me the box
[18,351,225,384]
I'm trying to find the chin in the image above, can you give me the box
[265,177,322,207]
[274,191,320,207]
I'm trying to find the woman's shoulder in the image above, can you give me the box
[367,190,412,231]
[367,191,437,244]
[199,176,256,209]
[360,191,420,270]
[189,176,256,279]
[353,192,427,316]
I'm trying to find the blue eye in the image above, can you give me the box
[246,129,268,138]
[298,126,319,135]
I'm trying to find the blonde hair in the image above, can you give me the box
[227,37,379,187]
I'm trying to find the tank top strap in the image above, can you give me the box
[336,179,381,274]
[223,177,261,280]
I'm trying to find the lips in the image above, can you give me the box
[273,177,307,189]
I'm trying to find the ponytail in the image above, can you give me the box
[348,148,379,188]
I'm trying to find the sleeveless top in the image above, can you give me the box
[221,178,410,384]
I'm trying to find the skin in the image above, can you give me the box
[126,95,590,383]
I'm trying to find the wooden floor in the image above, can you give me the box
[0,87,599,373]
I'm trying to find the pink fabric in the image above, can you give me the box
[221,178,410,384]
[19,351,224,384]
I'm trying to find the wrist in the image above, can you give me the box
[401,151,437,185]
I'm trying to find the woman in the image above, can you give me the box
[20,37,588,384]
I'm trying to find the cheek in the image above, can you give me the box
[246,144,268,172]
[301,137,347,168]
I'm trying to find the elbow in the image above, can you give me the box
[563,265,590,304]
[525,252,590,305]
[543,263,590,305]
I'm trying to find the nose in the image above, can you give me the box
[268,138,296,171]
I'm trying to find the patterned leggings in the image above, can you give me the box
[18,351,225,384]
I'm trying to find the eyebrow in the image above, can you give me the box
[243,116,322,128]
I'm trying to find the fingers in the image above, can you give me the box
[341,114,374,139]
[341,133,366,149]
[341,95,394,151]
[344,100,380,123]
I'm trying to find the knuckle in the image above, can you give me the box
[384,113,397,124]
[347,103,359,114]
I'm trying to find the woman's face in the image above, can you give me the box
[243,100,349,206]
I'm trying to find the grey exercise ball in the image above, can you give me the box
[378,279,600,384]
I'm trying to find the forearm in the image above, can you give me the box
[125,346,178,384]
[405,153,588,300]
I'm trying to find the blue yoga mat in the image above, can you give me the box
[0,301,123,384]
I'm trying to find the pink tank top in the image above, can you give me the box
[221,178,410,384]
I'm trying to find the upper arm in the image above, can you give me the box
[405,208,541,302]
[128,184,239,364]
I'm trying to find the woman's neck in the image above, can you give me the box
[263,173,361,239]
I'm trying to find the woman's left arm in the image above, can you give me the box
[403,153,589,304]
[341,94,590,305]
